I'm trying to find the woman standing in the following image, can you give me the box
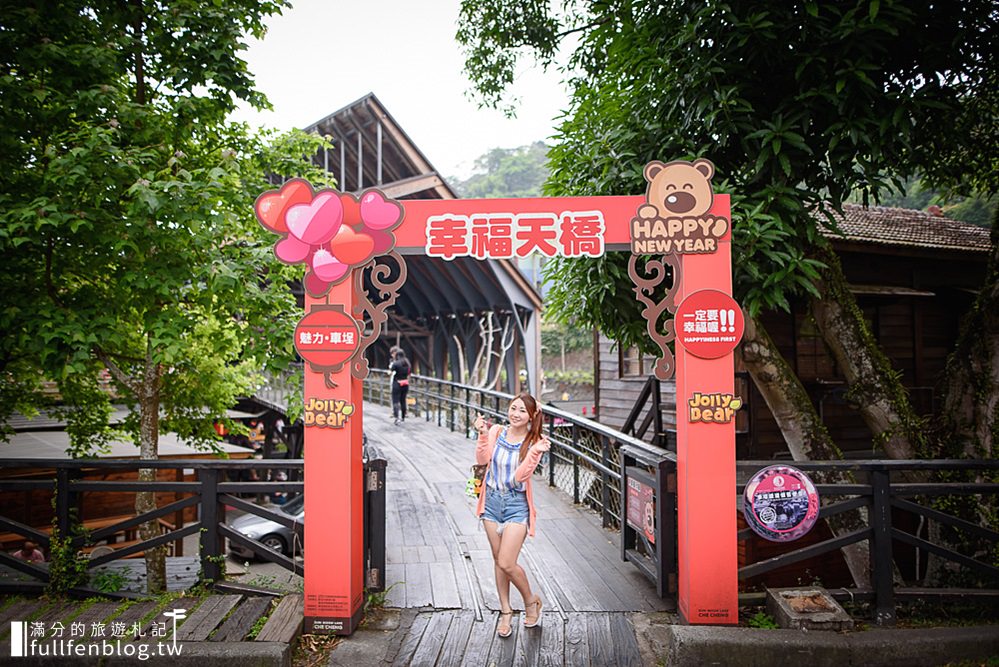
[390,350,411,425]
[473,393,551,638]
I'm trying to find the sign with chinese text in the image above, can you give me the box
[426,209,605,260]
[294,305,361,375]
[743,466,820,542]
[674,289,744,359]
[256,157,743,634]
[626,477,656,545]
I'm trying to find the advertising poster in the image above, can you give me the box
[626,477,656,544]
[743,465,820,542]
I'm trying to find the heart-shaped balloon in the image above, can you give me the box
[255,180,313,234]
[303,270,331,297]
[310,247,350,283]
[339,193,362,227]
[359,190,403,231]
[368,229,394,255]
[274,236,311,264]
[330,226,376,266]
[286,192,344,245]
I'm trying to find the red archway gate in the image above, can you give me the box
[255,159,740,633]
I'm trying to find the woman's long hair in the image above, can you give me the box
[514,392,544,462]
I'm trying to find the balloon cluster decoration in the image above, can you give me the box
[255,179,404,297]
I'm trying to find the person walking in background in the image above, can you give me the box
[390,349,411,426]
[473,393,550,638]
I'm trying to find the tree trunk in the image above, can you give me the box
[926,220,998,585]
[808,242,924,459]
[937,220,999,460]
[739,312,871,587]
[137,344,165,595]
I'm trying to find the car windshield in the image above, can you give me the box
[281,494,304,515]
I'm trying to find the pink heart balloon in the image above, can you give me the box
[255,180,313,234]
[274,235,311,264]
[310,247,349,283]
[359,190,403,231]
[303,271,331,297]
[286,192,344,245]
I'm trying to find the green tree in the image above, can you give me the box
[452,141,549,198]
[458,0,998,586]
[458,0,996,457]
[0,1,331,593]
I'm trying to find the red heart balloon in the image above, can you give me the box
[255,180,313,234]
[331,226,376,266]
[339,193,362,227]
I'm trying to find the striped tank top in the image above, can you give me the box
[486,429,525,492]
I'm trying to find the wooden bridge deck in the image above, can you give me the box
[345,403,674,666]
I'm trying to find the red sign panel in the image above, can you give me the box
[626,477,656,544]
[674,289,744,359]
[293,305,361,372]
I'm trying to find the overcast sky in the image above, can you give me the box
[231,0,569,181]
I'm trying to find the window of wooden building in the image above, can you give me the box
[618,345,655,378]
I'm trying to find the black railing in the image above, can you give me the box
[363,369,672,532]
[0,454,386,597]
[362,371,999,625]
[735,459,999,625]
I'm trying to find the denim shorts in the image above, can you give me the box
[482,487,529,532]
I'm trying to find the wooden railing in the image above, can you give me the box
[0,455,387,598]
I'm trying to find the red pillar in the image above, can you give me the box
[675,210,739,625]
[303,278,366,634]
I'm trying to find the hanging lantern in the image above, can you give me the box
[294,305,362,374]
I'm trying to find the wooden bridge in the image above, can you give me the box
[331,401,672,666]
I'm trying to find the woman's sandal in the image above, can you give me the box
[524,596,543,628]
[497,609,514,638]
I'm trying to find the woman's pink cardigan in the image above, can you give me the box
[475,424,545,537]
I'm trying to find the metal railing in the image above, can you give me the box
[0,455,386,597]
[363,369,674,532]
[363,371,999,624]
[735,459,999,625]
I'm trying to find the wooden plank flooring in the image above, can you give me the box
[382,610,644,667]
[348,402,673,665]
[0,593,288,657]
[364,403,670,616]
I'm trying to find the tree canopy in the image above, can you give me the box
[452,141,549,198]
[458,0,997,350]
[0,1,330,454]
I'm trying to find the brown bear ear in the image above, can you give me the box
[693,158,714,180]
[644,160,666,183]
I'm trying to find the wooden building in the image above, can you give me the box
[595,205,993,460]
[302,94,543,395]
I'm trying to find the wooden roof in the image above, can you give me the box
[305,92,456,200]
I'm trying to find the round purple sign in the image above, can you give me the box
[743,465,820,542]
